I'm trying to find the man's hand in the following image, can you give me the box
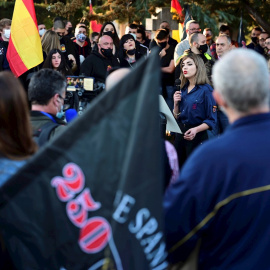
[68,54,76,66]
[159,48,166,58]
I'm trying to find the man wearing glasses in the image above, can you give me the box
[174,20,201,65]
[255,32,269,58]
[265,37,270,60]
[28,69,67,146]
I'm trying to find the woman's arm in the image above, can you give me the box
[184,123,209,141]
[173,90,181,118]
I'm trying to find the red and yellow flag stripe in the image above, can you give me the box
[7,0,43,77]
[171,0,183,16]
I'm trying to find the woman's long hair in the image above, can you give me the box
[0,72,37,160]
[42,49,72,76]
[41,30,61,56]
[98,22,120,49]
[179,53,210,89]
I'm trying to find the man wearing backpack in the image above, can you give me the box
[28,69,67,146]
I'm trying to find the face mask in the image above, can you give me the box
[101,48,113,58]
[57,33,64,41]
[4,29,10,39]
[39,29,46,37]
[198,44,208,54]
[126,48,136,55]
[251,36,258,44]
[56,104,65,119]
[67,27,73,34]
[158,41,167,49]
[76,33,86,42]
[129,33,137,40]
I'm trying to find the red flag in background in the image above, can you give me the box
[89,0,102,34]
[7,0,43,77]
[170,0,183,16]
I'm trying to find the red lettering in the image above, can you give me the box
[66,189,101,228]
[51,163,85,202]
[79,217,111,253]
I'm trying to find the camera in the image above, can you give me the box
[65,76,105,115]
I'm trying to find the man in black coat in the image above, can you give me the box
[80,35,119,83]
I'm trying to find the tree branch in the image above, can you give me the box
[243,0,270,34]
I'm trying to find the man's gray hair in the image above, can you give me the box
[28,69,67,105]
[186,20,199,30]
[216,34,231,45]
[213,48,270,113]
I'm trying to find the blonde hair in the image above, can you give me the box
[179,53,210,89]
[41,30,61,56]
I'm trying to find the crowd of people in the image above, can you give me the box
[1,13,270,269]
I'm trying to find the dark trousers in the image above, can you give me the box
[174,123,208,168]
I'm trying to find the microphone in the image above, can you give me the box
[175,79,181,91]
[65,109,78,123]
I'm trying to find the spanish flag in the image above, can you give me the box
[89,0,102,34]
[7,0,43,77]
[171,0,183,16]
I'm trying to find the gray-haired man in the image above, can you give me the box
[165,49,270,269]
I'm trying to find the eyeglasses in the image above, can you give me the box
[58,94,65,103]
[265,42,270,45]
[259,38,266,41]
[189,28,201,32]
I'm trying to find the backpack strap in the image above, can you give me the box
[33,122,60,147]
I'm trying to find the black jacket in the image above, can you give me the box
[0,40,10,71]
[80,50,119,83]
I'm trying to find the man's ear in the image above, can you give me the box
[192,41,197,47]
[213,90,227,108]
[52,93,59,106]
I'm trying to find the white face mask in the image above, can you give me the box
[39,28,46,37]
[4,29,10,39]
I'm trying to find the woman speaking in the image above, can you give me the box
[173,53,217,167]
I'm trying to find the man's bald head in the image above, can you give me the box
[98,35,114,57]
[106,68,131,91]
[213,49,270,114]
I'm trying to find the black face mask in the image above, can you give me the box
[198,44,208,54]
[101,48,113,58]
[158,41,167,49]
[67,27,73,34]
[126,48,136,55]
[251,36,258,44]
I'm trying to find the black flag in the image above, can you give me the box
[237,14,246,47]
[0,52,167,270]
[181,5,192,41]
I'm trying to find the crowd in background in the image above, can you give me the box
[1,11,270,270]
[0,15,270,175]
